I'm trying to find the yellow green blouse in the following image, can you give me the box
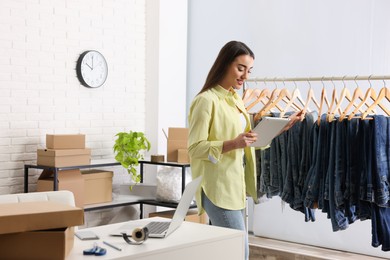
[188,85,258,214]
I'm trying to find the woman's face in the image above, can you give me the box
[220,54,254,90]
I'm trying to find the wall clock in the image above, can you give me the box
[76,50,108,88]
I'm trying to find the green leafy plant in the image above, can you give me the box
[113,131,151,184]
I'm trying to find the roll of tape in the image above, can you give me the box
[132,227,149,242]
[122,227,149,245]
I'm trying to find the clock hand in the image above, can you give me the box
[86,63,93,70]
[91,55,94,70]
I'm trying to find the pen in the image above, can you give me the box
[103,241,122,251]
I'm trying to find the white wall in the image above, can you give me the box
[0,0,147,194]
[145,0,188,159]
[0,0,188,226]
[187,0,390,258]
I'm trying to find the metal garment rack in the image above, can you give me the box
[244,75,390,92]
[246,75,390,83]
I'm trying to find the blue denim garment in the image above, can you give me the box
[201,190,249,259]
[343,119,359,223]
[356,119,373,220]
[346,118,361,205]
[298,112,316,198]
[304,114,326,209]
[297,112,316,221]
[301,116,320,221]
[268,134,281,196]
[259,148,272,196]
[301,122,317,202]
[372,115,390,207]
[255,149,266,198]
[334,119,348,208]
[359,119,375,202]
[327,119,349,231]
[281,121,301,205]
[371,203,390,251]
[334,120,357,224]
[276,132,288,194]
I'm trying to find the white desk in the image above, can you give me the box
[67,218,245,260]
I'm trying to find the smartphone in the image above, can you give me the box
[75,230,100,240]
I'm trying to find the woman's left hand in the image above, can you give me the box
[279,110,303,134]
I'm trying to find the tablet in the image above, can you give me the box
[250,117,290,147]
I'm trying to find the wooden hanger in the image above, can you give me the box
[254,86,285,121]
[317,81,330,125]
[301,81,320,120]
[327,77,352,122]
[242,88,256,103]
[361,86,390,119]
[326,79,342,122]
[347,87,377,120]
[280,81,304,118]
[246,88,270,112]
[339,77,369,121]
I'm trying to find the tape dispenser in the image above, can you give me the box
[121,226,149,245]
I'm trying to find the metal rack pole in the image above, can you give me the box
[246,75,390,83]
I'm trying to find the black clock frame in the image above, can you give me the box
[76,50,108,88]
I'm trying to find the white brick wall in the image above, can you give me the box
[0,0,146,194]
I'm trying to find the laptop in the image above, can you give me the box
[110,176,202,238]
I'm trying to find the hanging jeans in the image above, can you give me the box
[372,115,390,207]
[326,119,349,231]
[371,115,390,251]
[371,204,390,251]
[357,118,373,220]
[304,114,329,211]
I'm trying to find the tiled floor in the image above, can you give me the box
[249,236,388,260]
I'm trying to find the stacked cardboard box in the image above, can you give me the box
[0,201,84,259]
[37,134,90,208]
[37,134,114,207]
[81,169,113,205]
[37,134,91,167]
[167,128,190,163]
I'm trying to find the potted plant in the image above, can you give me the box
[113,131,151,185]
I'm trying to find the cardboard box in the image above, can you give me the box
[167,127,189,162]
[0,227,74,260]
[177,148,190,163]
[149,209,208,224]
[37,148,91,167]
[81,169,113,205]
[0,201,84,235]
[0,201,83,259]
[46,134,86,149]
[37,169,85,208]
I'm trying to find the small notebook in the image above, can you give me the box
[250,117,290,147]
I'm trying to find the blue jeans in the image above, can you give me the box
[346,118,360,205]
[304,114,328,211]
[327,120,349,231]
[202,190,248,260]
[357,119,372,220]
[281,121,301,205]
[371,203,390,251]
[373,115,390,207]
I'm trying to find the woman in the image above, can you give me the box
[188,41,300,259]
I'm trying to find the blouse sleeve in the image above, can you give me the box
[188,95,223,164]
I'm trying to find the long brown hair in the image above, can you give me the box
[198,41,255,94]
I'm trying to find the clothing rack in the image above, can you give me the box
[246,75,390,83]
[244,75,390,93]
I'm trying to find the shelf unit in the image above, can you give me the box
[24,160,192,217]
